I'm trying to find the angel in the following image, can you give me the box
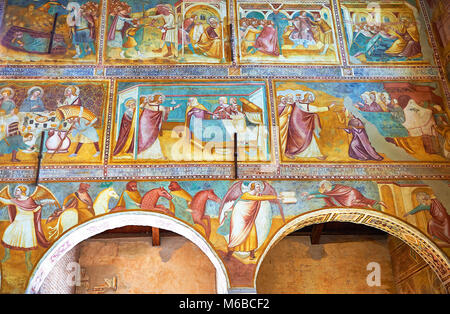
[0,184,60,271]
[217,181,285,260]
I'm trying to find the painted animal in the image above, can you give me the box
[187,189,221,240]
[47,187,119,239]
[140,187,174,216]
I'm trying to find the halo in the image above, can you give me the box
[27,86,44,97]
[0,87,15,98]
[14,184,29,197]
[65,85,80,96]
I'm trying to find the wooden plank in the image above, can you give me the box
[152,227,160,246]
[310,224,324,245]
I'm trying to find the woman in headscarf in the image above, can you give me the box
[20,86,46,112]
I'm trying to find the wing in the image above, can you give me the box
[218,181,243,223]
[262,181,285,223]
[30,185,62,209]
[0,186,11,207]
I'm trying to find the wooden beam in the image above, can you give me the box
[310,224,324,245]
[152,227,160,246]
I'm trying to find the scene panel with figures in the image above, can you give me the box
[235,0,340,65]
[104,0,231,65]
[340,0,433,65]
[109,79,273,164]
[274,80,450,163]
[0,80,110,166]
[0,178,449,293]
[0,0,101,64]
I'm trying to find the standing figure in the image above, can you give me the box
[0,185,57,271]
[288,12,316,49]
[267,8,288,55]
[66,113,100,158]
[113,98,137,157]
[107,5,135,58]
[137,94,181,159]
[66,2,96,59]
[277,95,293,154]
[20,86,46,113]
[285,92,334,160]
[178,15,198,56]
[311,12,333,55]
[151,4,177,58]
[218,181,284,260]
[404,192,450,244]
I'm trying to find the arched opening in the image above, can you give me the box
[255,208,450,293]
[26,211,230,294]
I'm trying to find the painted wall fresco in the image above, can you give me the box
[0,0,448,296]
[0,80,109,165]
[274,80,449,163]
[235,0,340,64]
[110,80,272,162]
[340,0,434,65]
[0,179,448,292]
[0,0,101,64]
[104,0,231,64]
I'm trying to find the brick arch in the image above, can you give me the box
[26,211,230,294]
[254,208,450,293]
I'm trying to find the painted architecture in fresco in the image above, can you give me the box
[0,0,448,295]
[0,179,448,291]
[110,80,271,162]
[0,0,101,64]
[0,80,109,165]
[341,0,432,64]
[274,80,449,163]
[235,0,339,64]
[105,0,230,64]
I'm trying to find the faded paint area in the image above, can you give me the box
[256,235,396,294]
[76,237,216,294]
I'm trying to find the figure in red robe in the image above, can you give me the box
[404,192,450,244]
[247,20,280,56]
[303,180,387,209]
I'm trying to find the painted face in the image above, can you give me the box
[14,187,23,197]
[129,182,137,191]
[32,90,41,98]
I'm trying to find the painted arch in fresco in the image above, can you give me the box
[26,211,230,294]
[255,207,450,292]
[0,179,448,293]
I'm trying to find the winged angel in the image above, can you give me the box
[217,181,285,260]
[0,184,61,270]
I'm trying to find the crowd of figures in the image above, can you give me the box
[107,1,226,61]
[0,85,102,162]
[277,85,450,161]
[0,178,449,271]
[346,15,422,62]
[239,8,334,58]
